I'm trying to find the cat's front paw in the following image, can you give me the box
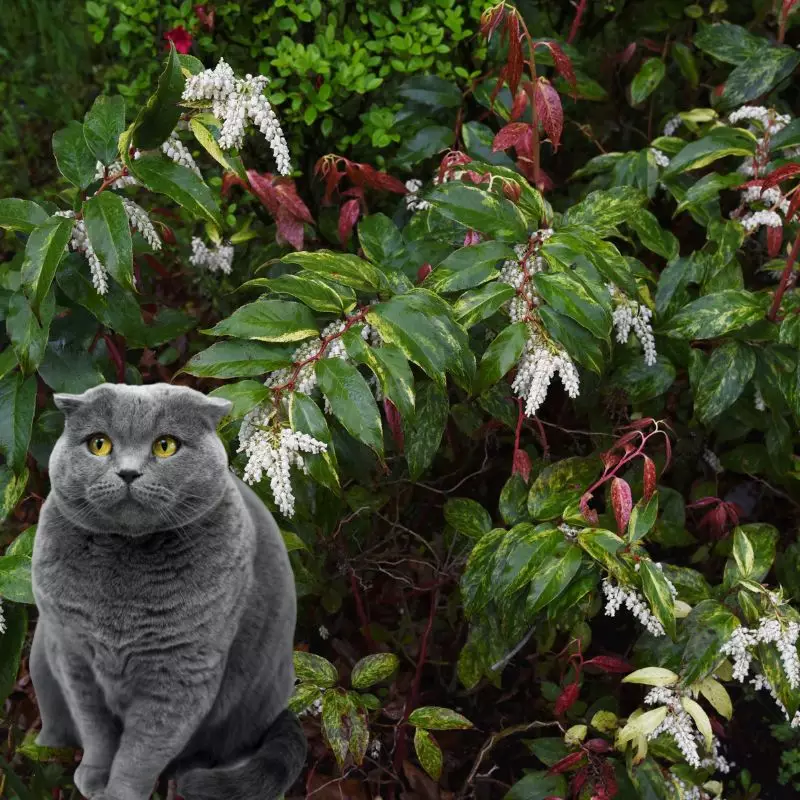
[73,762,110,797]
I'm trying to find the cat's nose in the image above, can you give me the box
[117,469,142,485]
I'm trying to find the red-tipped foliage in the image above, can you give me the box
[338,198,361,245]
[554,681,580,716]
[534,78,563,151]
[611,477,633,534]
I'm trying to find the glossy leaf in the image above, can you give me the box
[403,381,449,480]
[182,341,294,378]
[207,380,269,419]
[52,121,96,189]
[0,199,48,234]
[525,544,583,617]
[533,272,611,339]
[83,192,134,291]
[444,498,493,538]
[0,373,36,472]
[663,127,757,177]
[454,282,515,328]
[205,300,317,342]
[245,273,356,314]
[528,457,600,520]
[289,391,339,492]
[630,58,665,105]
[639,560,676,639]
[665,290,765,340]
[83,95,126,165]
[281,250,386,293]
[694,341,756,424]
[132,44,185,149]
[20,215,75,311]
[414,728,443,781]
[293,651,338,687]
[408,706,473,730]
[475,322,528,394]
[351,653,399,689]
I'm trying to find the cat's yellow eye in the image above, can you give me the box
[153,436,180,458]
[87,434,113,457]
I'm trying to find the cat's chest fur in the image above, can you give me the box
[33,487,254,678]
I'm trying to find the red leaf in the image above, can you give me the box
[547,750,586,775]
[512,449,532,482]
[492,122,531,152]
[643,455,657,501]
[699,504,729,539]
[349,163,407,194]
[164,26,193,54]
[314,157,345,204]
[417,263,432,283]
[534,167,554,193]
[547,41,577,89]
[600,450,622,471]
[783,0,800,21]
[571,769,589,796]
[159,226,175,246]
[384,399,404,451]
[616,42,637,65]
[463,229,482,246]
[761,163,800,190]
[338,199,361,245]
[193,4,215,31]
[511,89,529,121]
[787,191,800,222]
[768,224,784,257]
[610,478,633,535]
[275,210,305,251]
[554,682,580,716]
[480,4,506,42]
[222,172,247,197]
[502,180,521,203]
[583,655,633,674]
[584,738,613,753]
[580,492,599,524]
[505,14,524,96]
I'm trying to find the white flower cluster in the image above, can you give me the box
[754,388,766,411]
[190,237,234,274]
[511,330,579,418]
[650,148,670,169]
[751,672,800,727]
[702,448,724,475]
[663,115,682,137]
[55,210,109,294]
[122,199,161,251]
[721,617,800,688]
[181,58,291,174]
[602,577,665,636]
[608,285,657,366]
[94,160,138,189]
[0,598,5,635]
[499,241,548,322]
[644,687,701,767]
[237,410,327,517]
[318,625,330,640]
[404,178,430,212]
[299,696,323,718]
[741,209,783,232]
[368,737,381,759]
[729,105,791,134]
[161,132,201,177]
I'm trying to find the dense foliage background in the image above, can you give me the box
[4,1,800,798]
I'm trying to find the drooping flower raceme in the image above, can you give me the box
[721,617,800,689]
[608,284,657,366]
[122,199,162,251]
[644,686,701,768]
[94,160,138,189]
[181,58,291,175]
[0,598,6,635]
[650,148,670,169]
[190,237,234,274]
[161,132,201,177]
[237,409,327,517]
[404,179,431,212]
[601,577,665,636]
[55,210,109,295]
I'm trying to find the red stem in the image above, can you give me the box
[102,333,126,383]
[393,588,439,777]
[768,231,800,321]
[349,568,376,651]
[567,0,588,44]
[533,416,550,460]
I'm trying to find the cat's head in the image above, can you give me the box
[49,383,233,536]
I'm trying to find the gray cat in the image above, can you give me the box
[30,382,307,800]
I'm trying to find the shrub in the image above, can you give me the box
[4,2,800,798]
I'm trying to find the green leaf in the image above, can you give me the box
[0,373,36,472]
[83,95,126,165]
[0,199,48,234]
[681,696,712,748]
[475,322,528,394]
[698,677,733,720]
[533,272,611,339]
[424,241,514,294]
[288,682,323,714]
[561,187,645,237]
[0,554,34,604]
[578,528,626,578]
[127,153,222,227]
[398,75,462,108]
[528,456,600,520]
[693,341,756,424]
[408,706,473,730]
[367,290,474,390]
[289,391,339,492]
[453,282,515,328]
[322,690,350,768]
[0,603,26,705]
[344,693,369,765]
[673,42,699,88]
[662,127,757,177]
[6,526,35,559]
[404,381,449,481]
[315,358,383,455]
[342,333,415,421]
[721,49,800,109]
[414,728,443,781]
[500,473,529,526]
[611,355,676,403]
[20,215,75,311]
[206,300,317,342]
[639,560,676,639]
[132,44,185,149]
[724,524,778,586]
[358,213,406,266]
[427,183,528,241]
[628,494,659,543]
[665,290,765,340]
[622,667,679,686]
[293,651,338,687]
[680,600,740,685]
[693,22,766,64]
[16,728,74,763]
[505,771,567,800]
[628,209,679,260]
[83,192,134,291]
[733,527,755,577]
[351,653,399,689]
[771,118,800,151]
[207,380,269,419]
[281,251,386,293]
[38,345,104,393]
[6,291,54,375]
[395,125,456,166]
[630,58,665,105]
[182,341,294,379]
[189,117,236,172]
[52,121,96,189]
[675,173,743,214]
[539,306,605,374]
[444,498,492,538]
[525,544,583,616]
[244,273,356,314]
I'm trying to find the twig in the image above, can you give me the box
[532,416,550,460]
[567,0,588,44]
[768,231,800,321]
[490,624,537,672]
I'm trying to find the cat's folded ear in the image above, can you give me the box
[198,395,233,425]
[53,393,86,416]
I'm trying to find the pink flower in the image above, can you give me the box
[164,27,193,54]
